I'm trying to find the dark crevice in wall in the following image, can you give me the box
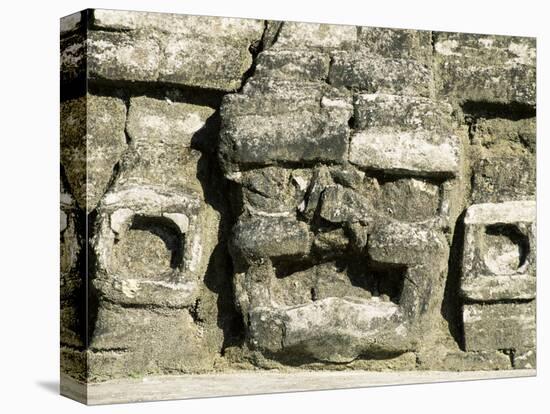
[236,22,270,93]
[461,100,536,121]
[442,210,466,350]
[88,80,226,109]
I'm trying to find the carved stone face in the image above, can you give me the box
[220,54,460,362]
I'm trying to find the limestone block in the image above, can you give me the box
[473,117,536,153]
[91,10,264,91]
[88,304,219,378]
[158,36,253,91]
[222,79,344,116]
[436,56,535,106]
[318,184,370,224]
[470,146,535,203]
[60,94,128,211]
[127,96,216,149]
[515,349,536,369]
[232,215,311,261]
[272,22,357,50]
[353,94,453,132]
[221,110,349,168]
[88,31,162,82]
[461,201,536,301]
[434,33,536,106]
[371,178,441,222]
[60,33,86,84]
[92,186,210,308]
[368,220,448,266]
[238,167,308,214]
[463,302,535,351]
[349,128,459,177]
[434,32,536,66]
[329,52,433,97]
[220,82,352,171]
[358,27,432,63]
[93,10,264,42]
[255,50,330,81]
[248,297,409,362]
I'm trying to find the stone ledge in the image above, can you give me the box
[61,370,536,405]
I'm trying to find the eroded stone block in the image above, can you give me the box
[349,128,459,177]
[353,94,453,131]
[329,52,433,97]
[461,201,536,301]
[358,27,432,63]
[60,94,128,211]
[89,303,219,378]
[272,22,357,50]
[232,215,311,261]
[255,50,330,81]
[463,302,535,351]
[88,31,162,82]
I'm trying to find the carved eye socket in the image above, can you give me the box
[482,224,529,275]
[111,215,184,280]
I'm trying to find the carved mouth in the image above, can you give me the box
[270,256,407,307]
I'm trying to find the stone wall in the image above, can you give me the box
[60,9,536,382]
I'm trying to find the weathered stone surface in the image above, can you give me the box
[472,118,536,153]
[60,95,128,211]
[464,200,536,225]
[60,33,86,84]
[60,10,538,381]
[255,50,330,80]
[368,221,447,266]
[461,201,536,301]
[358,27,432,63]
[238,167,309,214]
[417,350,511,371]
[318,185,369,224]
[272,22,357,50]
[434,33,536,105]
[329,52,433,97]
[515,349,536,369]
[88,303,220,379]
[88,31,162,82]
[61,12,82,35]
[248,297,409,362]
[470,145,535,203]
[158,37,252,90]
[127,96,215,149]
[353,94,453,131]
[436,57,535,106]
[221,110,349,168]
[434,32,536,66]
[93,10,264,40]
[349,128,459,177]
[463,302,536,351]
[232,215,311,261]
[371,178,441,222]
[90,10,264,90]
[220,82,352,171]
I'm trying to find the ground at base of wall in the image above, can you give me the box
[61,369,535,405]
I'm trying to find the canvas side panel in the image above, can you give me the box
[60,9,89,404]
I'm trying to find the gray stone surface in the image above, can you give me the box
[463,302,536,351]
[461,201,536,301]
[60,9,537,388]
[349,129,459,177]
